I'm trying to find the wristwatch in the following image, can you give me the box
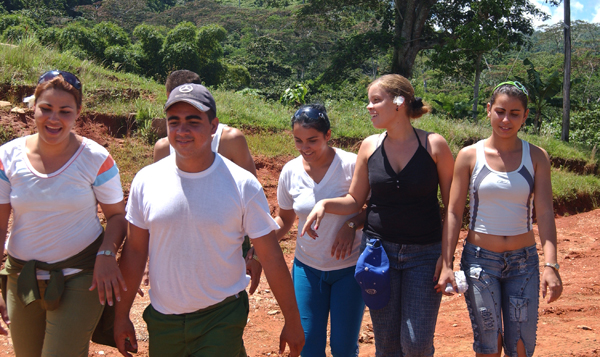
[346,221,357,230]
[97,250,116,258]
[545,262,560,271]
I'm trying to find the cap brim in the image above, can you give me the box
[164,98,209,113]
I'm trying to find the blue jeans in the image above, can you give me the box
[461,241,540,357]
[292,258,365,357]
[361,233,442,357]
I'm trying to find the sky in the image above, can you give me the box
[532,0,600,27]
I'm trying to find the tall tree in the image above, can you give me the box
[300,0,549,81]
[429,0,546,120]
[299,0,438,78]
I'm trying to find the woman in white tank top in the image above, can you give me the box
[436,82,563,357]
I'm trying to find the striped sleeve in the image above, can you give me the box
[93,155,119,187]
[92,155,124,204]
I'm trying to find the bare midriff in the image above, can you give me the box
[466,230,536,253]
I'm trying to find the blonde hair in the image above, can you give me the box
[368,74,430,119]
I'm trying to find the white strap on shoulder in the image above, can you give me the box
[376,132,387,148]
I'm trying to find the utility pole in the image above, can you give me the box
[561,0,571,142]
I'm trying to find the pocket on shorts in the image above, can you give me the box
[509,296,528,323]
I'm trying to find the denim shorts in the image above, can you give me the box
[361,233,442,357]
[461,241,539,357]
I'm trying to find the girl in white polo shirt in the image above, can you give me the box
[275,104,365,357]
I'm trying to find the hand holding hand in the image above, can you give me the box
[435,266,457,295]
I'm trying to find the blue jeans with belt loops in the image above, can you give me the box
[361,233,442,357]
[461,241,540,357]
[292,258,365,357]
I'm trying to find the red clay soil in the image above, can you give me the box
[0,110,598,356]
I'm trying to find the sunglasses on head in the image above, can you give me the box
[293,107,326,121]
[493,81,528,96]
[38,70,82,91]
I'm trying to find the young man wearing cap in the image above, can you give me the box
[153,70,256,176]
[114,84,304,357]
[141,70,262,296]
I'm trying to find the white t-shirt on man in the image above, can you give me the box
[277,148,362,271]
[126,154,279,314]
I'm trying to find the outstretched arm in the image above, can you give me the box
[114,223,149,357]
[252,231,304,357]
[301,136,376,238]
[531,146,562,303]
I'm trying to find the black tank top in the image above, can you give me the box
[363,128,442,245]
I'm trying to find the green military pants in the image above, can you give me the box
[143,290,249,357]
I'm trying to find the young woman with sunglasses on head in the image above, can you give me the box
[274,104,365,357]
[0,70,127,356]
[435,82,563,357]
[302,75,455,356]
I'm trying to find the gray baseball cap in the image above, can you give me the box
[164,83,217,116]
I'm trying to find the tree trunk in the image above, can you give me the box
[472,53,483,122]
[535,109,542,134]
[391,0,438,78]
[561,0,571,142]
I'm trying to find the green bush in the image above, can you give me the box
[2,24,28,42]
[0,14,38,36]
[104,45,140,73]
[220,64,250,90]
[568,108,600,148]
[38,26,61,46]
[93,22,131,48]
[59,23,104,60]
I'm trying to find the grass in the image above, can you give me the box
[107,139,154,194]
[246,132,297,157]
[551,168,600,202]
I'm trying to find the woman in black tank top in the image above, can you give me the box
[302,74,455,356]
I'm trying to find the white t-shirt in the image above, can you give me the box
[277,148,362,271]
[0,136,123,277]
[126,154,279,315]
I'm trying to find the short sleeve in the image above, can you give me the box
[92,154,124,204]
[243,188,279,239]
[277,166,294,210]
[125,173,148,230]
[0,158,9,204]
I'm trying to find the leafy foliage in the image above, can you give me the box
[515,58,562,132]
